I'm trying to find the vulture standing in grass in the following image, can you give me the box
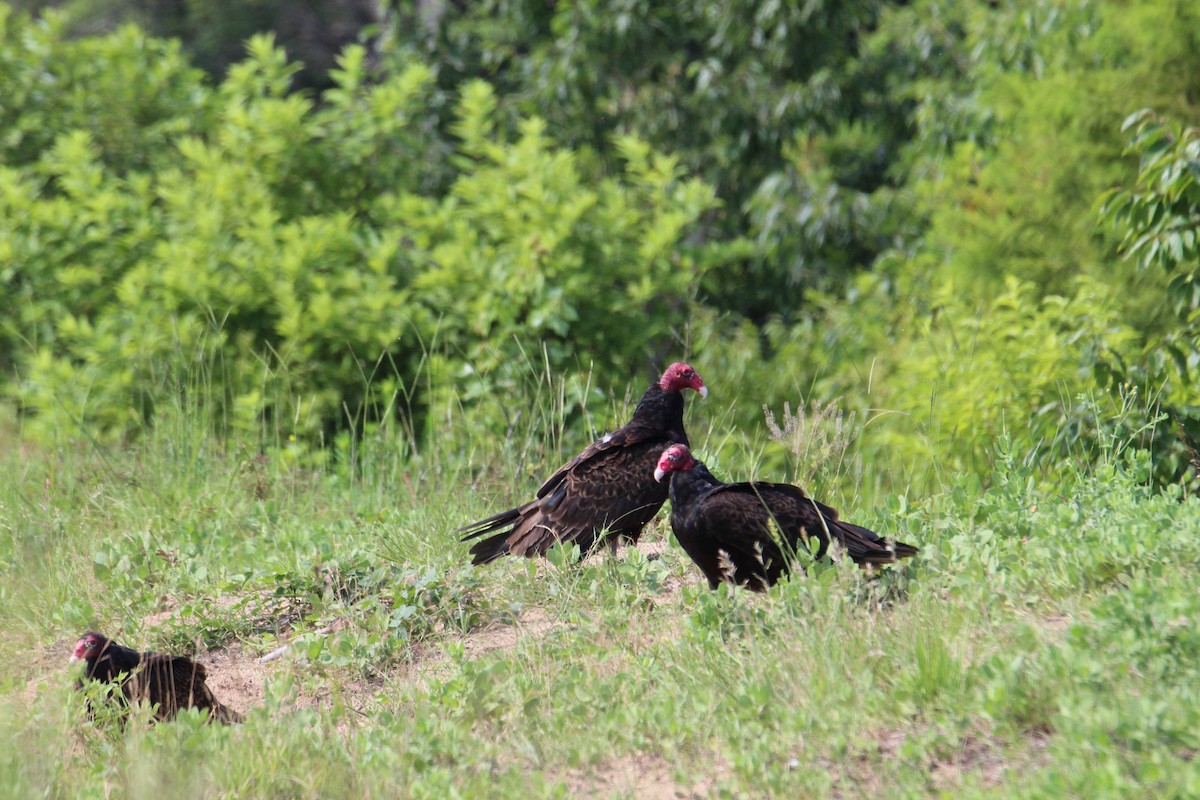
[70,632,242,724]
[458,362,708,564]
[654,444,918,591]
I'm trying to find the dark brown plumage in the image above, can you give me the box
[655,444,918,591]
[70,632,242,724]
[458,362,708,564]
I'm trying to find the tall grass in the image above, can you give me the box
[2,351,1198,797]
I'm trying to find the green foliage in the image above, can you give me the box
[1103,110,1200,314]
[861,277,1139,476]
[396,81,721,379]
[6,0,1200,486]
[0,9,210,171]
[397,0,952,319]
[5,0,1200,490]
[1096,109,1200,481]
[693,269,1151,494]
[686,0,1200,489]
[14,0,382,92]
[0,17,723,444]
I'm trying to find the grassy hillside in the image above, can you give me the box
[3,3,1200,795]
[2,386,1198,799]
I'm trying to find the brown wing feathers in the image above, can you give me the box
[463,439,671,562]
[456,364,916,589]
[456,364,704,564]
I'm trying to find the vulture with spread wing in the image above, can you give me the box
[458,362,707,564]
[655,444,917,591]
[71,632,242,724]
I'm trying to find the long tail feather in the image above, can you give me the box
[466,531,514,565]
[455,507,522,541]
[833,521,919,565]
[456,507,524,565]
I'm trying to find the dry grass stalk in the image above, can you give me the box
[763,399,863,490]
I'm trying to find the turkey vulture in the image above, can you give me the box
[70,632,242,724]
[654,444,917,591]
[458,362,708,564]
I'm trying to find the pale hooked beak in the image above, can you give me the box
[654,467,667,483]
[697,385,709,399]
[69,655,80,665]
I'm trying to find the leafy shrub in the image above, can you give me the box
[4,27,725,445]
[1098,110,1200,482]
[687,0,1200,490]
[392,81,722,381]
[0,9,211,172]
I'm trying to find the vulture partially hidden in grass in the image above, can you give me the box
[70,632,242,724]
[457,362,708,564]
[654,444,918,591]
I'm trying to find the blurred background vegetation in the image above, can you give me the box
[2,0,1199,494]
